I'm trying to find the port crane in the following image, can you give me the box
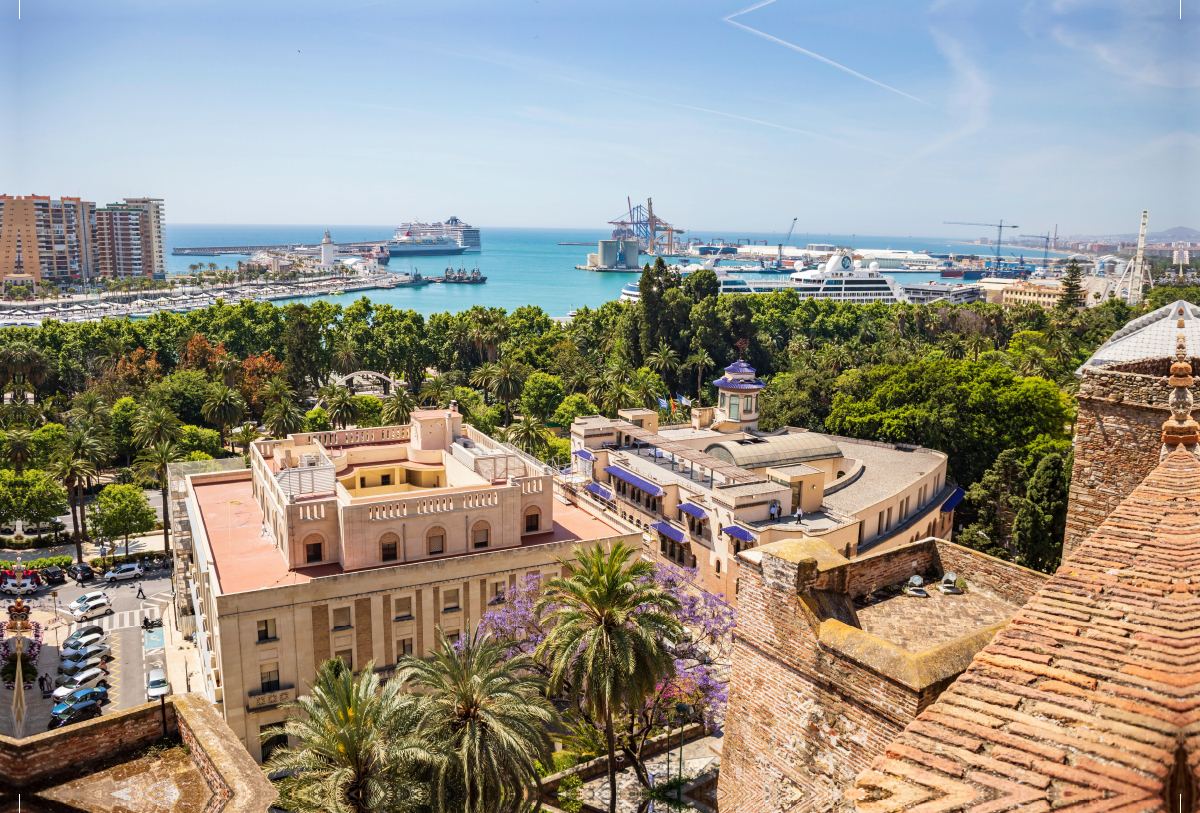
[944,219,1019,267]
[1019,226,1056,270]
[609,197,683,256]
[774,217,798,268]
[1115,210,1153,304]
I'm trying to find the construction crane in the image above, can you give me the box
[944,219,1020,268]
[609,197,682,255]
[1116,210,1152,304]
[1020,231,1052,270]
[776,217,798,267]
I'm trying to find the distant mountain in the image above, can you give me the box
[1151,227,1200,240]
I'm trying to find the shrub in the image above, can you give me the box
[0,556,72,570]
[0,653,33,683]
[89,552,168,570]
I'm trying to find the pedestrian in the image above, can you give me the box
[37,674,44,693]
[136,581,145,599]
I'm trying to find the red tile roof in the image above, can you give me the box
[851,448,1200,813]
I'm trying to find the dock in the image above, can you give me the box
[173,239,390,256]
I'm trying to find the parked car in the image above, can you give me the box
[63,625,106,648]
[51,668,110,701]
[146,668,171,702]
[72,597,114,622]
[68,564,95,582]
[62,632,108,654]
[1,578,37,596]
[47,700,102,730]
[68,591,108,612]
[50,686,108,716]
[59,644,113,668]
[57,656,110,678]
[41,566,66,585]
[103,563,143,583]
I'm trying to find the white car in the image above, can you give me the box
[146,668,171,702]
[68,591,109,612]
[103,563,143,583]
[72,597,114,622]
[1,578,36,596]
[62,632,108,653]
[52,667,109,701]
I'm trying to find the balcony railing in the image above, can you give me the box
[248,683,296,711]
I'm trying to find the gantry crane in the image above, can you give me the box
[1116,210,1153,304]
[776,217,798,267]
[944,219,1020,267]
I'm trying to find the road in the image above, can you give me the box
[32,567,174,715]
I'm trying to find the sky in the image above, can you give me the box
[1,0,1196,236]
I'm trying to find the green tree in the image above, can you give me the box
[202,384,246,449]
[178,425,222,459]
[109,397,139,464]
[1010,451,1071,572]
[505,416,549,455]
[46,453,97,564]
[262,658,436,813]
[491,357,526,426]
[351,395,383,428]
[19,469,69,537]
[3,428,34,474]
[265,400,305,439]
[381,390,416,426]
[397,626,555,813]
[1057,260,1083,311]
[520,372,564,422]
[88,484,157,557]
[535,541,682,813]
[325,387,359,430]
[133,404,182,448]
[136,441,183,554]
[551,394,600,428]
[304,407,333,433]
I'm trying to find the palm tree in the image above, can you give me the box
[399,626,555,813]
[261,375,295,409]
[684,349,713,399]
[230,422,261,456]
[381,389,416,426]
[536,542,682,813]
[215,352,241,388]
[469,363,497,405]
[202,385,246,448]
[965,332,991,361]
[3,428,33,474]
[491,357,525,426]
[325,387,359,430]
[331,338,360,380]
[69,391,110,428]
[265,399,305,439]
[47,454,97,564]
[645,342,679,381]
[505,416,549,456]
[262,658,436,813]
[939,333,967,361]
[136,441,183,554]
[133,404,182,448]
[419,376,452,409]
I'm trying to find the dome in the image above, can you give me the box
[704,433,843,469]
[724,359,756,375]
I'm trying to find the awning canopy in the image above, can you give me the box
[724,525,756,543]
[584,482,612,500]
[940,486,965,513]
[572,448,595,461]
[678,503,708,520]
[603,466,665,497]
[652,521,686,544]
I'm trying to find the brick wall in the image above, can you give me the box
[355,597,372,668]
[932,542,1045,606]
[844,540,937,599]
[1063,363,1188,557]
[311,604,330,667]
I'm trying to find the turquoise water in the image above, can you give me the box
[166,225,1061,317]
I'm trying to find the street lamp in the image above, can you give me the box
[674,702,691,804]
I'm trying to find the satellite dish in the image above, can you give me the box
[869,261,880,270]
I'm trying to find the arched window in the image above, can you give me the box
[524,506,541,533]
[716,559,722,575]
[471,520,490,549]
[427,526,446,555]
[380,532,400,562]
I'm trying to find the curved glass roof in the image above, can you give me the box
[704,433,843,469]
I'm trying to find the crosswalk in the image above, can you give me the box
[62,607,159,632]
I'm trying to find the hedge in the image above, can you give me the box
[0,534,63,551]
[88,552,170,571]
[0,556,73,570]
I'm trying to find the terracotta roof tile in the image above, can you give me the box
[851,449,1200,813]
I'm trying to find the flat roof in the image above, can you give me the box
[193,477,620,595]
[822,442,941,516]
[855,586,1020,653]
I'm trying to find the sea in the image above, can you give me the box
[165,225,1073,318]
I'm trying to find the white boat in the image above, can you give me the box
[396,216,481,252]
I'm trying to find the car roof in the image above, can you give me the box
[149,668,166,680]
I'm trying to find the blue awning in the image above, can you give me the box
[585,482,612,500]
[572,448,595,461]
[724,525,756,543]
[678,503,708,520]
[652,521,686,544]
[940,486,965,513]
[603,466,665,497]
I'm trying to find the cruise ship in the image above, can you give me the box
[385,229,467,258]
[619,251,907,304]
[396,217,481,252]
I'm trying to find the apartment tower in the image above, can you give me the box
[120,197,167,277]
[0,195,97,287]
[96,203,153,277]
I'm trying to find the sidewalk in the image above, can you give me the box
[162,590,202,698]
[0,532,169,563]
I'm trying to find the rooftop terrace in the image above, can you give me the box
[854,585,1021,653]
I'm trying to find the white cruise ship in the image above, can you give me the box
[396,217,481,252]
[619,251,907,304]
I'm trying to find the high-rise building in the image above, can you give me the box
[0,195,97,288]
[120,197,167,277]
[96,202,153,277]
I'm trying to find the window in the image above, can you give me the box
[720,392,726,409]
[381,474,391,486]
[428,532,444,555]
[447,631,461,645]
[306,541,322,563]
[260,663,280,693]
[360,477,366,489]
[335,649,353,670]
[716,559,721,575]
[886,507,892,531]
[395,596,412,620]
[261,726,288,762]
[493,582,507,599]
[381,540,398,561]
[525,509,540,533]
[257,618,276,642]
[661,536,669,555]
[443,589,460,612]
[472,523,489,549]
[398,638,413,659]
[729,395,740,421]
[332,607,352,629]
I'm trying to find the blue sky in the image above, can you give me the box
[1,0,1195,235]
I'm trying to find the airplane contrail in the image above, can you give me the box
[724,0,931,105]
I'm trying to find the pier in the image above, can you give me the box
[173,239,390,256]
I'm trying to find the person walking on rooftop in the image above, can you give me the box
[136,581,145,599]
